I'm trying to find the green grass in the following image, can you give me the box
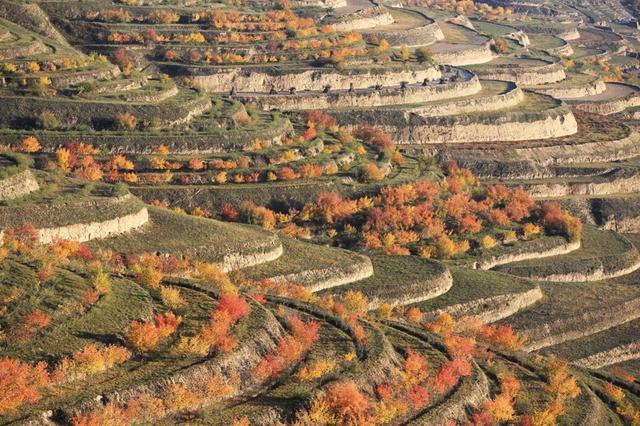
[470,19,517,37]
[540,317,640,361]
[413,266,535,312]
[323,255,447,305]
[495,226,638,279]
[89,206,280,264]
[242,236,365,283]
[185,305,356,425]
[0,175,143,229]
[0,273,153,361]
[500,277,640,333]
[0,255,268,423]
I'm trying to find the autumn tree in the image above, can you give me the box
[114,112,137,130]
[19,136,41,153]
[126,312,182,353]
[0,358,49,413]
[416,47,433,63]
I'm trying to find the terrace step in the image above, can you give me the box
[322,255,452,309]
[494,226,640,282]
[242,237,373,292]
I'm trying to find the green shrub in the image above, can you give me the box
[112,182,129,197]
[36,111,60,130]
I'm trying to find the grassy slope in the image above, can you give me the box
[495,226,638,278]
[413,267,535,312]
[89,206,279,263]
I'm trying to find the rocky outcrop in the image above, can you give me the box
[238,72,482,111]
[505,31,530,47]
[37,207,149,244]
[474,240,580,270]
[524,298,640,352]
[0,169,39,200]
[557,28,580,41]
[423,287,543,324]
[547,42,574,57]
[573,341,640,369]
[271,253,374,292]
[193,65,442,93]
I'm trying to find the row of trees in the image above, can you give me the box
[226,162,582,258]
[1,53,106,77]
[20,108,390,186]
[109,28,359,50]
[253,315,321,381]
[88,7,319,34]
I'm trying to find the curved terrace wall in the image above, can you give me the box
[333,8,395,32]
[0,169,39,200]
[523,169,640,199]
[408,82,523,117]
[332,265,453,310]
[414,362,489,425]
[524,297,640,352]
[340,104,578,144]
[219,241,284,272]
[557,28,580,41]
[511,129,640,166]
[271,253,374,293]
[478,62,566,85]
[536,79,606,99]
[238,73,482,111]
[62,299,285,422]
[474,240,580,270]
[432,42,494,66]
[0,38,47,60]
[547,42,574,57]
[0,117,293,154]
[424,287,543,324]
[573,342,640,369]
[0,92,211,129]
[0,2,71,47]
[505,31,530,47]
[193,66,442,93]
[292,0,347,7]
[48,65,121,88]
[369,22,445,48]
[572,84,640,115]
[522,255,640,283]
[38,206,149,244]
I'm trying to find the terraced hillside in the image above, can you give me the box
[2,0,640,424]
